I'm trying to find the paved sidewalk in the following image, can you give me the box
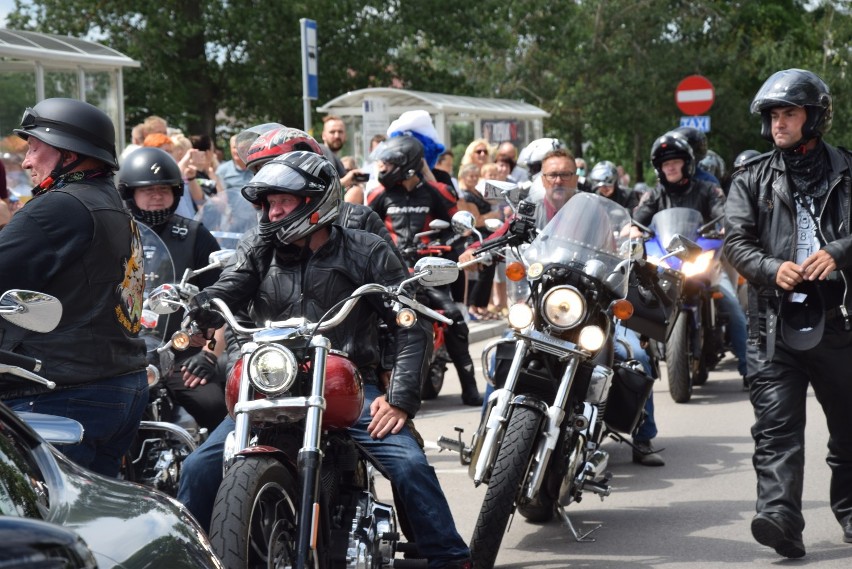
[467,319,507,344]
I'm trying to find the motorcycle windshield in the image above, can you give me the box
[194,189,259,249]
[649,208,704,244]
[138,224,175,333]
[524,193,633,297]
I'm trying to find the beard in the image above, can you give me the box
[326,139,344,152]
[547,186,572,209]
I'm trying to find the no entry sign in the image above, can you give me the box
[675,75,715,115]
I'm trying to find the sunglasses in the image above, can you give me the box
[474,149,489,155]
[19,106,113,150]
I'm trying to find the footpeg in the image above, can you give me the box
[437,427,472,465]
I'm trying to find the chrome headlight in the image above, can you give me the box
[507,303,534,330]
[681,250,715,277]
[578,325,606,352]
[541,286,586,330]
[248,344,298,396]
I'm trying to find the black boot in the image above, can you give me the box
[458,361,483,406]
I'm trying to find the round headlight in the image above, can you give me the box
[507,303,534,330]
[248,345,298,396]
[542,286,586,329]
[578,325,606,352]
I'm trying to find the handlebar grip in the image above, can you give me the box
[0,349,42,373]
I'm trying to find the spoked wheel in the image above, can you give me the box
[666,310,694,403]
[209,456,299,569]
[470,406,542,569]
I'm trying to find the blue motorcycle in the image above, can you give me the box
[643,208,726,403]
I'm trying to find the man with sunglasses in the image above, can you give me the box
[0,98,148,477]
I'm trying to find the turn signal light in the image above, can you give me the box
[505,262,526,282]
[612,299,634,320]
[171,331,191,351]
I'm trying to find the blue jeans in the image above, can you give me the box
[718,273,748,377]
[614,325,658,442]
[5,370,148,477]
[178,383,470,568]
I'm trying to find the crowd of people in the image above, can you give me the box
[1,65,851,564]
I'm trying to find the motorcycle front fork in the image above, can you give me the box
[230,337,331,569]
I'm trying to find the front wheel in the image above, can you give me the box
[208,456,299,569]
[470,406,542,569]
[666,310,693,403]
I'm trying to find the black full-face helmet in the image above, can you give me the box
[651,133,695,189]
[118,147,184,226]
[14,98,118,168]
[672,126,708,161]
[750,68,832,143]
[242,151,341,246]
[373,135,424,188]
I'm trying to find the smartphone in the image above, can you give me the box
[352,172,370,183]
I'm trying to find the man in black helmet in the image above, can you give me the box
[119,146,226,432]
[0,98,148,477]
[180,150,473,568]
[725,68,852,559]
[369,134,484,406]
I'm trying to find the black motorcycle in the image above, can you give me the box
[440,191,690,569]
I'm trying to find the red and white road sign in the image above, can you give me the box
[675,75,715,115]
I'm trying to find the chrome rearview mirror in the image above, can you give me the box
[208,249,235,267]
[0,290,62,333]
[451,211,483,242]
[451,211,476,235]
[665,235,703,263]
[147,284,182,315]
[412,257,460,288]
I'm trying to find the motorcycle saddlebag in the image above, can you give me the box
[603,362,655,435]
[623,265,683,343]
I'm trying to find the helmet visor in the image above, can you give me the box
[234,123,284,166]
[242,161,325,203]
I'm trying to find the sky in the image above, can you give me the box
[0,0,15,26]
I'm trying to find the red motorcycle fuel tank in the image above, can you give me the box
[225,353,365,429]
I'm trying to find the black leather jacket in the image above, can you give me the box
[724,143,852,296]
[633,178,726,226]
[205,225,429,417]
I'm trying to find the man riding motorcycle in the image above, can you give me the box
[179,150,472,569]
[368,135,483,406]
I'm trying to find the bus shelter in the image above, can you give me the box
[0,28,139,155]
[317,87,549,161]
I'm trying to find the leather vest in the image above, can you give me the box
[2,178,147,389]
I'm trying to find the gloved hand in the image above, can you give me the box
[181,350,218,382]
[187,291,225,330]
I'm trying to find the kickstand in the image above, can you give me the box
[557,505,602,542]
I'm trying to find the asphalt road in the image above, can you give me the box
[392,328,852,568]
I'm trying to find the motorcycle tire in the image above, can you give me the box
[421,345,449,400]
[470,406,542,569]
[666,310,693,403]
[209,456,300,569]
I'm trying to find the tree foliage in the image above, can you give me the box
[6,0,851,178]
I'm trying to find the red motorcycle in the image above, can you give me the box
[148,257,459,569]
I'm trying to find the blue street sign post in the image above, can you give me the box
[301,19,318,133]
[680,115,711,133]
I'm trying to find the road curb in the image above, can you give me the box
[468,320,508,344]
